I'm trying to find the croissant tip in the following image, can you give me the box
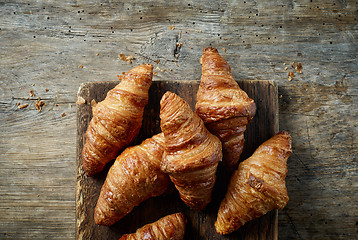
[277,130,291,136]
[203,47,218,53]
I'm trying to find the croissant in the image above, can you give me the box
[94,133,170,226]
[160,91,222,210]
[215,131,292,235]
[119,212,187,240]
[195,47,256,171]
[82,64,153,176]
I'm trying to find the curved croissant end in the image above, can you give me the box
[160,91,222,210]
[119,213,187,240]
[94,133,170,226]
[215,131,292,235]
[82,64,153,176]
[196,47,256,170]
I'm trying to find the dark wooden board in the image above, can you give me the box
[76,80,278,240]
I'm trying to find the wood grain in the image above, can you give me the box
[1,0,357,239]
[76,80,278,240]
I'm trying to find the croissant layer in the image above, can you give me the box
[195,47,256,170]
[94,133,170,226]
[160,91,222,210]
[82,64,153,176]
[119,213,187,240]
[215,131,292,235]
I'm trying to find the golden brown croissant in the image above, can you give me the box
[215,131,292,235]
[195,47,256,171]
[94,133,170,226]
[160,91,222,210]
[119,212,187,240]
[82,64,153,176]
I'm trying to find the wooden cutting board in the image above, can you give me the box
[76,80,278,240]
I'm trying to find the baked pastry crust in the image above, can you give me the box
[215,131,292,235]
[82,64,153,176]
[119,213,187,240]
[160,91,222,210]
[196,47,256,171]
[94,133,170,226]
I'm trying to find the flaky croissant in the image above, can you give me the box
[119,213,187,240]
[195,47,256,171]
[82,64,153,176]
[215,131,292,235]
[94,133,170,226]
[160,91,222,210]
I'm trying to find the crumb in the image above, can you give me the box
[288,77,292,81]
[30,90,36,97]
[154,72,158,75]
[69,104,73,108]
[26,97,29,100]
[200,56,203,64]
[45,88,49,92]
[32,83,35,86]
[223,38,227,40]
[155,59,160,64]
[161,69,166,73]
[17,104,29,109]
[176,42,183,48]
[168,25,175,30]
[4,106,7,109]
[96,53,100,56]
[295,62,303,73]
[283,63,286,66]
[61,112,66,117]
[279,95,283,99]
[91,99,97,108]
[76,96,86,105]
[222,48,226,53]
[288,71,295,78]
[175,62,179,67]
[119,53,135,63]
[55,104,59,107]
[284,67,288,70]
[291,61,295,68]
[17,102,20,106]
[35,99,45,112]
[116,74,123,81]
[179,32,181,38]
[78,65,83,68]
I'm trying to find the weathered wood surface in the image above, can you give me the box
[76,80,278,240]
[0,0,357,239]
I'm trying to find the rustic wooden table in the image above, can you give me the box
[1,1,357,239]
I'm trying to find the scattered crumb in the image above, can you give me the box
[161,69,166,73]
[116,74,123,81]
[35,99,45,112]
[61,112,66,117]
[91,99,97,108]
[223,38,227,40]
[284,67,288,71]
[295,62,303,73]
[154,72,158,75]
[288,71,295,81]
[30,90,36,97]
[76,96,86,105]
[55,104,59,107]
[176,42,183,48]
[45,88,49,92]
[17,103,28,109]
[199,56,203,64]
[32,83,35,86]
[291,61,296,68]
[222,48,226,53]
[175,62,179,67]
[96,53,100,56]
[168,25,175,30]
[4,106,7,109]
[179,32,182,38]
[78,65,84,68]
[119,53,135,63]
[283,63,287,66]
[155,59,160,64]
[279,95,283,99]
[26,97,29,100]
[69,104,73,108]
[17,102,20,107]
